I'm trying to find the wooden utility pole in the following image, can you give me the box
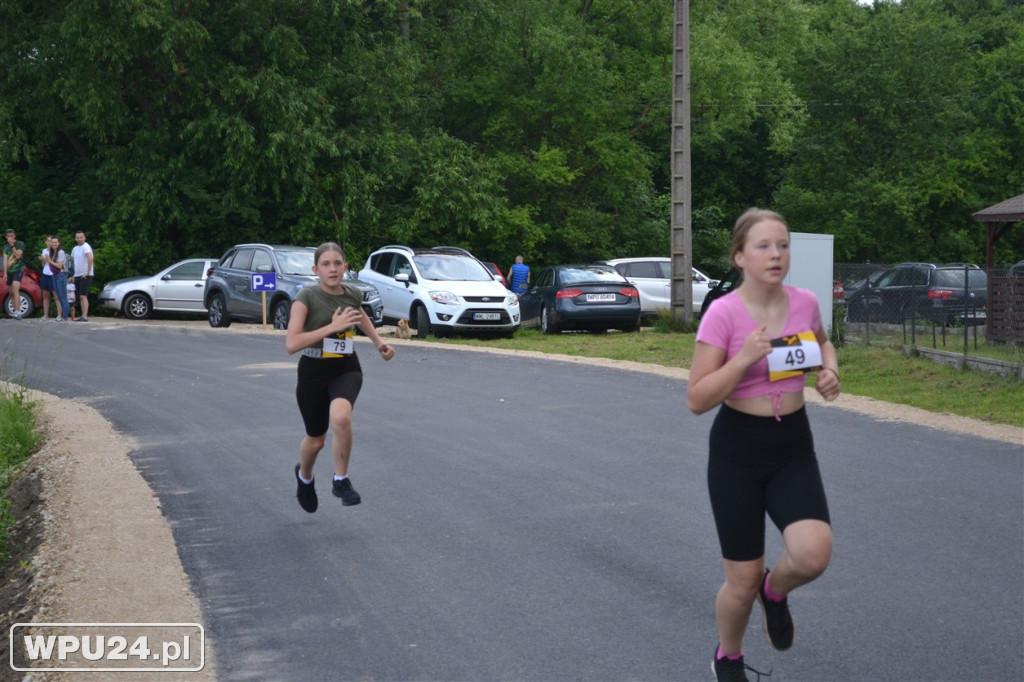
[670,0,693,322]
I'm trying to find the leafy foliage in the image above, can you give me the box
[1,0,1021,284]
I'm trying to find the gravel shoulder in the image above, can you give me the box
[3,318,1020,680]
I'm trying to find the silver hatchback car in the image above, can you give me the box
[100,258,218,319]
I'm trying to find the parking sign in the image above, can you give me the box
[251,272,277,291]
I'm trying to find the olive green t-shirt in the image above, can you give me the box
[295,283,364,351]
[3,240,25,272]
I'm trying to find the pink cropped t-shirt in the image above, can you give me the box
[696,285,822,401]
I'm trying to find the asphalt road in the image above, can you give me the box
[2,319,1021,681]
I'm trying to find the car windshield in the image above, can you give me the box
[276,250,315,275]
[934,269,987,289]
[413,254,491,281]
[559,266,625,284]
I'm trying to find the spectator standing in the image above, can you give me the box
[46,236,70,321]
[71,230,94,321]
[507,255,530,293]
[3,229,26,318]
[39,236,55,319]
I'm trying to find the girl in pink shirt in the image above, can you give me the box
[688,208,841,682]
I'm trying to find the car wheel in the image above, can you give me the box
[272,299,290,330]
[123,293,152,320]
[4,292,35,318]
[540,306,558,334]
[207,292,230,328]
[415,305,432,338]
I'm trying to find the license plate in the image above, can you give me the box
[473,312,501,320]
[586,293,615,302]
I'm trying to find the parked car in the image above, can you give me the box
[1,266,43,318]
[698,269,742,319]
[518,264,641,334]
[700,270,848,317]
[99,258,218,319]
[839,269,887,305]
[832,280,845,302]
[358,245,519,338]
[483,262,507,288]
[844,263,987,325]
[599,257,718,316]
[204,244,383,329]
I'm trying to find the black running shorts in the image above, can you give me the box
[707,404,831,562]
[295,354,364,437]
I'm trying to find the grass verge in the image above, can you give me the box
[427,327,1024,429]
[1,385,41,567]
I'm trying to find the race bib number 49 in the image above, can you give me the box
[767,331,823,381]
[323,331,355,357]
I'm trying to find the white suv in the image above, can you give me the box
[600,257,719,316]
[359,245,520,338]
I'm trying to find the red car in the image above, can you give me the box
[483,262,507,288]
[1,266,44,318]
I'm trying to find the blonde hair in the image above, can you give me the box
[314,242,346,265]
[730,208,789,265]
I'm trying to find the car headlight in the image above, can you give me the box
[507,293,519,307]
[102,284,114,293]
[428,291,460,305]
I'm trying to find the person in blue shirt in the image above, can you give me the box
[507,255,530,293]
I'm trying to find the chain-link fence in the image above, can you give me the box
[833,262,1024,378]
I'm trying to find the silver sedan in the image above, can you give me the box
[100,258,218,319]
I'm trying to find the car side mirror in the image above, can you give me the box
[395,273,410,287]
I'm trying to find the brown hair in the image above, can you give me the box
[730,207,789,265]
[314,242,346,265]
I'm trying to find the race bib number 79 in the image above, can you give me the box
[767,331,823,381]
[323,331,355,357]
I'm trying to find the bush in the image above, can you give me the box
[1,386,40,566]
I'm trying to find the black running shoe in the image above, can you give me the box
[332,477,361,506]
[295,464,318,514]
[758,569,794,651]
[711,647,771,682]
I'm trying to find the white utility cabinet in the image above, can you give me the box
[784,232,835,336]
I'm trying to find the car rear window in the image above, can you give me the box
[559,266,627,284]
[626,261,661,278]
[933,269,987,289]
[228,248,254,270]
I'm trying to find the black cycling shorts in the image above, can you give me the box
[295,354,364,437]
[707,404,831,562]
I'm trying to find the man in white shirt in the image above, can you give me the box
[71,230,94,322]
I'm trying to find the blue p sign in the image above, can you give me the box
[251,272,277,291]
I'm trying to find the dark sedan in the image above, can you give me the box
[518,264,641,333]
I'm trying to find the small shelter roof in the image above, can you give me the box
[973,193,1024,223]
